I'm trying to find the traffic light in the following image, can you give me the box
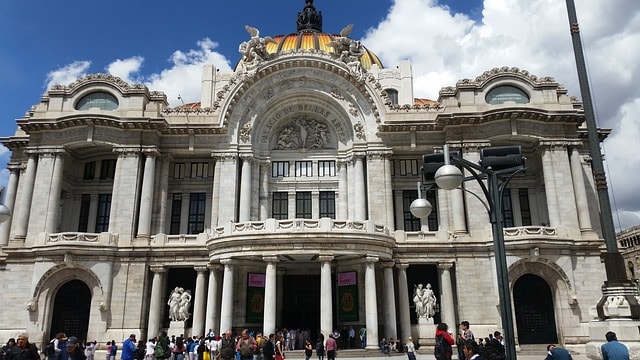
[479,146,524,171]
[422,151,461,182]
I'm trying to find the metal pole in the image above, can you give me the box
[488,172,517,360]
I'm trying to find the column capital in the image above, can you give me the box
[211,151,238,161]
[395,262,409,270]
[381,260,395,269]
[263,256,280,263]
[33,147,67,157]
[194,265,209,273]
[365,255,379,264]
[150,265,167,273]
[113,146,142,157]
[437,262,455,270]
[318,255,334,263]
[220,258,235,266]
[539,140,573,151]
[141,146,161,156]
[207,263,223,271]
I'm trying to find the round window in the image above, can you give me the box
[485,85,529,105]
[75,92,119,110]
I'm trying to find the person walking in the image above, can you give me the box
[434,323,454,360]
[601,332,629,360]
[324,335,336,360]
[404,337,416,360]
[122,335,138,360]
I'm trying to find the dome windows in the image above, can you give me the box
[75,91,119,111]
[485,85,529,105]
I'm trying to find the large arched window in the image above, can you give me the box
[75,91,119,110]
[485,85,529,105]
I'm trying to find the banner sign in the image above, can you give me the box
[337,271,358,322]
[246,273,265,323]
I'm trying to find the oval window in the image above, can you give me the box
[485,85,529,105]
[75,92,119,110]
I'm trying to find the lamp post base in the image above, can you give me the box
[586,320,640,360]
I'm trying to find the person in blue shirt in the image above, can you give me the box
[121,335,138,360]
[544,344,572,360]
[601,331,629,360]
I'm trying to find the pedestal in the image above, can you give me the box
[168,321,188,337]
[415,317,435,346]
[585,320,640,360]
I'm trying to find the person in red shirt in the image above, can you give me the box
[434,323,455,360]
[324,334,337,360]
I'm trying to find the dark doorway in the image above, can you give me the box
[163,268,197,329]
[513,274,558,344]
[49,280,91,341]
[281,274,321,340]
[406,265,440,324]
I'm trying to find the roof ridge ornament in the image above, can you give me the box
[297,0,322,33]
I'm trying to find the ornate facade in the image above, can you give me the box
[0,0,609,351]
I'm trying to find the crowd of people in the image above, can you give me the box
[1,325,631,360]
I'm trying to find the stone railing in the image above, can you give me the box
[46,232,118,245]
[211,218,390,238]
[503,226,557,238]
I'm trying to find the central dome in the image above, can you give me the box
[234,0,383,71]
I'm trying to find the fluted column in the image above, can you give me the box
[239,155,252,222]
[384,155,395,230]
[147,266,167,338]
[259,160,270,220]
[263,256,279,336]
[155,155,172,234]
[205,264,222,335]
[451,187,467,233]
[0,165,20,246]
[570,147,592,231]
[438,262,456,327]
[319,255,334,339]
[354,155,366,221]
[211,155,222,227]
[109,147,142,243]
[192,266,208,337]
[219,259,235,333]
[396,263,412,344]
[364,255,379,350]
[137,150,157,238]
[45,151,65,234]
[337,161,348,219]
[14,153,37,239]
[382,262,397,339]
[541,145,560,227]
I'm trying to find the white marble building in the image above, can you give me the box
[0,0,609,350]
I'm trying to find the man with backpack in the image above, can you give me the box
[434,323,454,360]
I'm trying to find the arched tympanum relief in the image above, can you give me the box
[273,115,335,150]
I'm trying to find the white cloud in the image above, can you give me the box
[362,0,640,230]
[44,61,91,90]
[106,56,144,84]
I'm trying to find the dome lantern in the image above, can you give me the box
[297,0,323,33]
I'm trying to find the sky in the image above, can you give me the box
[0,0,639,231]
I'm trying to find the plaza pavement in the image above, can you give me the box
[306,347,590,360]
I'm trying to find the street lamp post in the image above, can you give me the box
[411,145,524,360]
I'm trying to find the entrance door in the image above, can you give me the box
[281,274,321,340]
[49,280,92,340]
[513,274,558,344]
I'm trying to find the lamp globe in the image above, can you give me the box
[409,198,432,219]
[435,164,463,190]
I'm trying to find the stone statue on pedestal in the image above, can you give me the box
[167,287,192,321]
[413,283,437,319]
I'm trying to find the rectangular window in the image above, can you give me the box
[95,194,111,232]
[403,189,438,231]
[295,161,313,177]
[173,163,185,179]
[272,161,290,177]
[188,193,206,234]
[502,189,514,228]
[394,159,419,176]
[78,194,91,232]
[519,188,532,226]
[318,161,336,177]
[190,162,209,179]
[83,161,96,180]
[319,191,336,219]
[296,192,312,219]
[272,192,288,220]
[99,159,116,180]
[169,194,182,235]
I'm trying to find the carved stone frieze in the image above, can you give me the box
[353,121,365,140]
[239,122,252,143]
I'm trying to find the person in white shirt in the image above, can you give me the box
[145,339,156,360]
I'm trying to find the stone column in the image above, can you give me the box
[205,264,222,335]
[215,154,239,224]
[14,153,37,239]
[147,266,167,339]
[396,263,412,344]
[137,149,157,238]
[239,155,252,222]
[451,187,467,233]
[263,256,279,336]
[109,147,142,243]
[192,266,208,337]
[364,255,379,350]
[211,155,222,227]
[0,165,20,246]
[570,147,593,231]
[337,161,348,219]
[155,155,171,234]
[382,262,397,339]
[45,151,65,234]
[438,263,456,327]
[384,154,395,230]
[319,255,334,339]
[354,154,367,221]
[259,160,270,220]
[219,259,235,333]
[541,145,560,227]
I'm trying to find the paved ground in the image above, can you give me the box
[312,348,590,359]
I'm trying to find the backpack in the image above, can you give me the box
[45,341,56,357]
[316,341,324,356]
[481,341,506,360]
[434,334,451,360]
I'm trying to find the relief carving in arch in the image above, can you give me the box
[274,115,335,150]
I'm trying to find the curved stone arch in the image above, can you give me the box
[33,264,105,303]
[509,257,575,302]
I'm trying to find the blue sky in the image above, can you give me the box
[1,0,639,230]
